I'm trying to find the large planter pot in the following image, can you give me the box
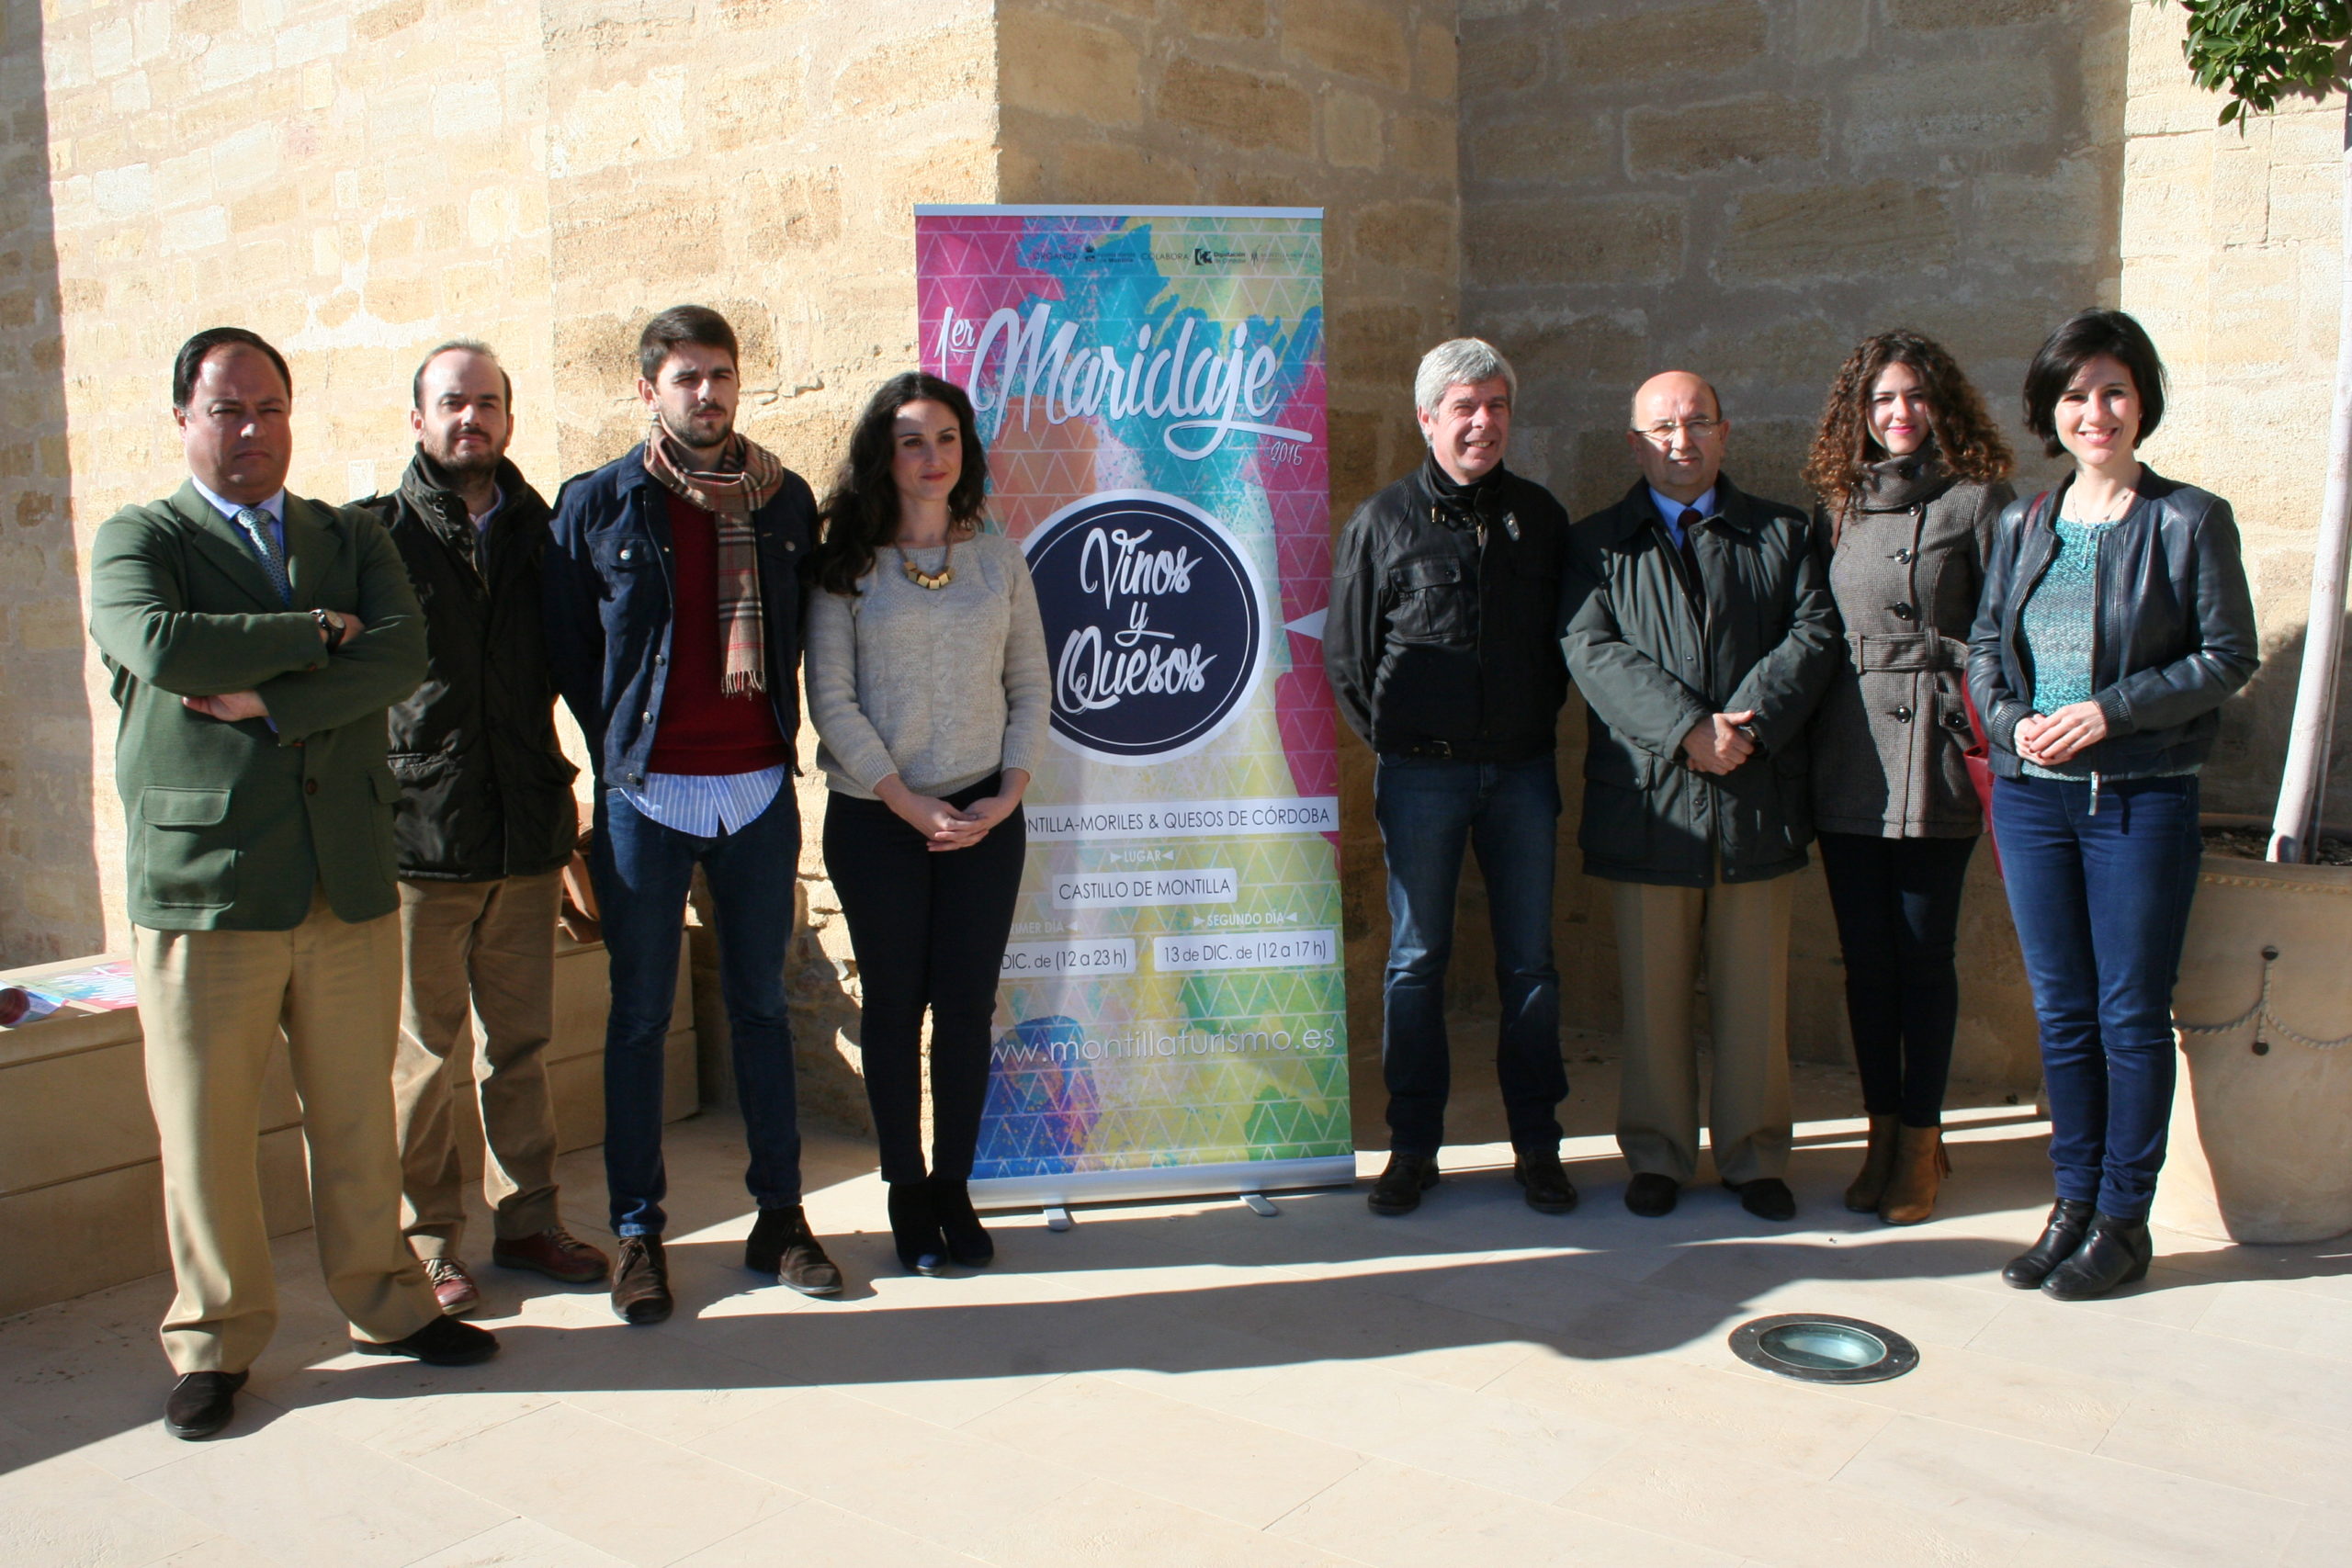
[2157,851,2352,1245]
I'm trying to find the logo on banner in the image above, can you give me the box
[1022,491,1266,764]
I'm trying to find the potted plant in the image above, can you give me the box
[2154,5,2352,1244]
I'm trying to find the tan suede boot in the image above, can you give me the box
[1844,1114,1900,1213]
[1878,1124,1951,1225]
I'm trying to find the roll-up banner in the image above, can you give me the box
[915,205,1351,1209]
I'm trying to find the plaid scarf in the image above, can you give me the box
[641,423,786,696]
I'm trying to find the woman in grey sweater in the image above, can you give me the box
[1802,331,2015,1226]
[806,373,1051,1274]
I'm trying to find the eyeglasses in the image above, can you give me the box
[1632,418,1722,444]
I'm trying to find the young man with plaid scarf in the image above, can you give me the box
[546,306,840,1322]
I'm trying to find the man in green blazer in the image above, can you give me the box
[87,328,499,1441]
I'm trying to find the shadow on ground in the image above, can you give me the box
[7,1095,2348,1479]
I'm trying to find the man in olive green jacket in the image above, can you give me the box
[87,328,497,1443]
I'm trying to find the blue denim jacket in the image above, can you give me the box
[545,445,816,790]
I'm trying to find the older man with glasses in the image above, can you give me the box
[1326,338,1577,1219]
[1562,372,1839,1222]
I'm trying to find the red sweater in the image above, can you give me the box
[647,493,790,775]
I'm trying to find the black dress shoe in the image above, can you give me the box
[2041,1213,2153,1301]
[1367,1153,1440,1215]
[888,1181,948,1275]
[746,1205,844,1295]
[353,1314,499,1365]
[930,1175,995,1267]
[164,1370,246,1440]
[609,1235,673,1324]
[1726,1177,1797,1221]
[1624,1173,1680,1217]
[2001,1198,2096,1290]
[1513,1153,1579,1214]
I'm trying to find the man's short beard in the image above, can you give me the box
[658,405,732,455]
[425,434,503,480]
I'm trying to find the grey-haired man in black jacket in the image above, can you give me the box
[1326,338,1577,1219]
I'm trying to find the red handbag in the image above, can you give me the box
[1959,679,2000,877]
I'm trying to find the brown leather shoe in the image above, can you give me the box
[424,1258,481,1316]
[1878,1124,1951,1225]
[492,1227,610,1284]
[610,1235,672,1325]
[1845,1114,1900,1213]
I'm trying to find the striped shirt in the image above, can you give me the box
[616,764,786,837]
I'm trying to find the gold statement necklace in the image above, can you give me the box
[896,534,955,591]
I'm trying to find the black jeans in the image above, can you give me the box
[1816,832,1977,1128]
[821,776,1026,1185]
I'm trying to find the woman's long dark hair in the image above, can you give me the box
[811,372,989,595]
[1802,329,2014,532]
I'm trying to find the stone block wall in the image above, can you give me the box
[992,0,1463,1102]
[6,0,2340,1122]
[2120,3,2350,826]
[36,0,572,957]
[0,0,102,965]
[1458,0,2128,521]
[1418,0,2137,1091]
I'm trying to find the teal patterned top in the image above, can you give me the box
[2018,514,2196,781]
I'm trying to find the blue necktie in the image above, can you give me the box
[234,506,292,604]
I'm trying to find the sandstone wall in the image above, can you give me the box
[36,0,568,959]
[2120,3,2350,828]
[8,0,2334,1125]
[1431,0,2134,1093]
[11,0,1006,1126]
[1,0,102,965]
[990,0,1464,1130]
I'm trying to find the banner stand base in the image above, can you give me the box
[1239,1192,1281,1217]
[974,1155,1357,1215]
[1043,1205,1073,1232]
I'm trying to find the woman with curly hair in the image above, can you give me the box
[805,372,1050,1274]
[1802,329,2014,1225]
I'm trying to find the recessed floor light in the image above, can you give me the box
[1728,1314,1918,1383]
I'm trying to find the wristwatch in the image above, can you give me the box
[311,607,345,646]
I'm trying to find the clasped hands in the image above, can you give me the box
[2013,701,2109,768]
[1681,710,1758,774]
[877,772,1027,853]
[181,610,365,725]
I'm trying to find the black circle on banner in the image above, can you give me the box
[1021,490,1266,763]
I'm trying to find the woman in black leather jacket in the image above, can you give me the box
[1966,310,2258,1301]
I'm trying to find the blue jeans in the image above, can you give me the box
[1993,773,2201,1219]
[592,784,803,1236]
[1373,753,1566,1156]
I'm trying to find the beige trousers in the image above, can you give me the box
[1611,873,1795,1186]
[392,872,565,1258]
[134,888,438,1374]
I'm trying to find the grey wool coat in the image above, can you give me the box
[1808,455,2015,838]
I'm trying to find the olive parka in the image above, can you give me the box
[1561,475,1842,887]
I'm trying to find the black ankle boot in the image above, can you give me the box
[2001,1198,2096,1290]
[887,1180,948,1276]
[2041,1213,2153,1301]
[929,1175,994,1267]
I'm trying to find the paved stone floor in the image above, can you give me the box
[4,1058,2349,1568]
